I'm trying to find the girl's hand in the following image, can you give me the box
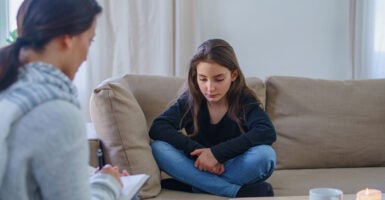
[212,163,225,175]
[190,148,225,175]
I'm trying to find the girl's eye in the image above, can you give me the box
[216,79,224,82]
[199,78,207,82]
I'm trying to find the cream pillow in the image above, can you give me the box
[90,77,161,198]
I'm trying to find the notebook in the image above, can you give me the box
[88,166,150,200]
[119,173,151,200]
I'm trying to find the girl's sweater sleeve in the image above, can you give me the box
[149,94,204,155]
[210,101,276,163]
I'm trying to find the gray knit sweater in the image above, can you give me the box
[0,62,121,200]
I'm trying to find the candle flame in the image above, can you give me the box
[365,188,369,195]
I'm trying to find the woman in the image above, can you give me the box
[149,39,277,198]
[0,0,127,199]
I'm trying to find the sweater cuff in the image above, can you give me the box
[210,145,226,163]
[90,173,121,199]
[186,141,204,153]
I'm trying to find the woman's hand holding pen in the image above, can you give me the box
[95,147,129,187]
[94,165,129,187]
[191,148,225,175]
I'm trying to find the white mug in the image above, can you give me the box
[309,188,343,200]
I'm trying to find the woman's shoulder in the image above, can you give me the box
[28,100,82,121]
[9,100,86,163]
[16,100,85,139]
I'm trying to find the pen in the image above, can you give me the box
[97,148,104,170]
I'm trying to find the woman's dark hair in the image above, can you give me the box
[184,38,259,135]
[0,0,102,91]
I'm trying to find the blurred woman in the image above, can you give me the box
[0,0,127,199]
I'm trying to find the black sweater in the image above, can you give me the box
[149,93,276,163]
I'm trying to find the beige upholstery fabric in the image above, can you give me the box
[266,76,385,169]
[113,75,186,126]
[267,167,385,196]
[110,75,266,125]
[245,77,266,109]
[90,75,161,198]
[147,189,227,200]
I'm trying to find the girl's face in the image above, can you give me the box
[196,61,238,105]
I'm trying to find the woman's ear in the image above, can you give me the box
[61,34,74,49]
[231,69,239,81]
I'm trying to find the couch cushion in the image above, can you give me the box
[90,75,161,198]
[246,77,267,109]
[266,76,385,169]
[115,75,186,127]
[267,167,385,196]
[119,75,266,127]
[148,189,227,200]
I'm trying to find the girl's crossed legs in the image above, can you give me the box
[151,140,276,197]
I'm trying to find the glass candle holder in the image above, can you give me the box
[356,188,382,200]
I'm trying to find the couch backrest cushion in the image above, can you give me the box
[90,74,162,198]
[247,77,267,109]
[266,76,385,169]
[120,75,267,127]
[118,75,186,126]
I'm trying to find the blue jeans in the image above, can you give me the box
[151,140,276,197]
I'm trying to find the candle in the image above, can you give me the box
[356,188,382,200]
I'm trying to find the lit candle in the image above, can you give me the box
[356,188,382,200]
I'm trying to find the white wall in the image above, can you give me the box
[197,0,352,80]
[0,0,353,81]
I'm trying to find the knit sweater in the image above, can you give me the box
[149,92,276,163]
[0,62,121,200]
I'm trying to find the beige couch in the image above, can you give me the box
[88,74,385,199]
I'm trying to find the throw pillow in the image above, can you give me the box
[90,77,161,198]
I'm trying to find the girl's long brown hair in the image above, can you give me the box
[0,0,102,91]
[183,39,260,136]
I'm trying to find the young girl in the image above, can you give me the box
[0,0,128,199]
[149,39,276,198]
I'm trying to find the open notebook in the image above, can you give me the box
[88,166,150,200]
[119,173,150,200]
